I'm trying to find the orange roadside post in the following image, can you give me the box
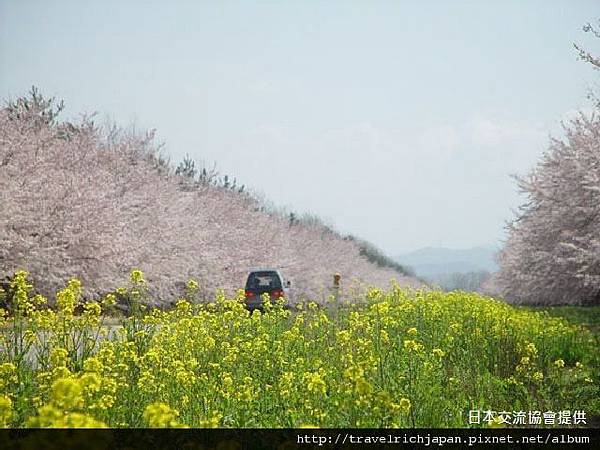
[332,273,341,301]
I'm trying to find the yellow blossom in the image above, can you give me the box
[0,396,13,427]
[554,359,565,368]
[50,378,83,410]
[143,402,181,428]
[432,348,445,358]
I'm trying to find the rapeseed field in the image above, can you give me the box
[0,270,597,428]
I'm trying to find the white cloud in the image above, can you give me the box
[411,114,549,174]
[417,124,461,161]
[249,80,278,94]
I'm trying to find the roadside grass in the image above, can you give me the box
[529,306,600,337]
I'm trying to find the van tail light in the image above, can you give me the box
[245,290,254,298]
[272,289,284,298]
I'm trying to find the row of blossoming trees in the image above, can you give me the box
[0,89,418,305]
[494,113,600,305]
[493,24,600,305]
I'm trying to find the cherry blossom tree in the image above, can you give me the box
[0,88,419,305]
[495,113,600,305]
[494,23,600,305]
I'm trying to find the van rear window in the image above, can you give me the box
[245,272,282,290]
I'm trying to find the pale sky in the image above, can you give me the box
[1,1,598,254]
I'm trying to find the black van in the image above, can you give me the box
[244,269,290,310]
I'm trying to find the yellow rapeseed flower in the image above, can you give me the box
[0,363,17,390]
[432,348,445,358]
[525,342,537,356]
[50,378,83,410]
[0,395,13,427]
[50,348,69,367]
[130,269,146,285]
[398,397,411,412]
[403,340,423,353]
[554,359,565,368]
[143,402,181,428]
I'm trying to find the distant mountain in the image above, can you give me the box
[396,246,499,279]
